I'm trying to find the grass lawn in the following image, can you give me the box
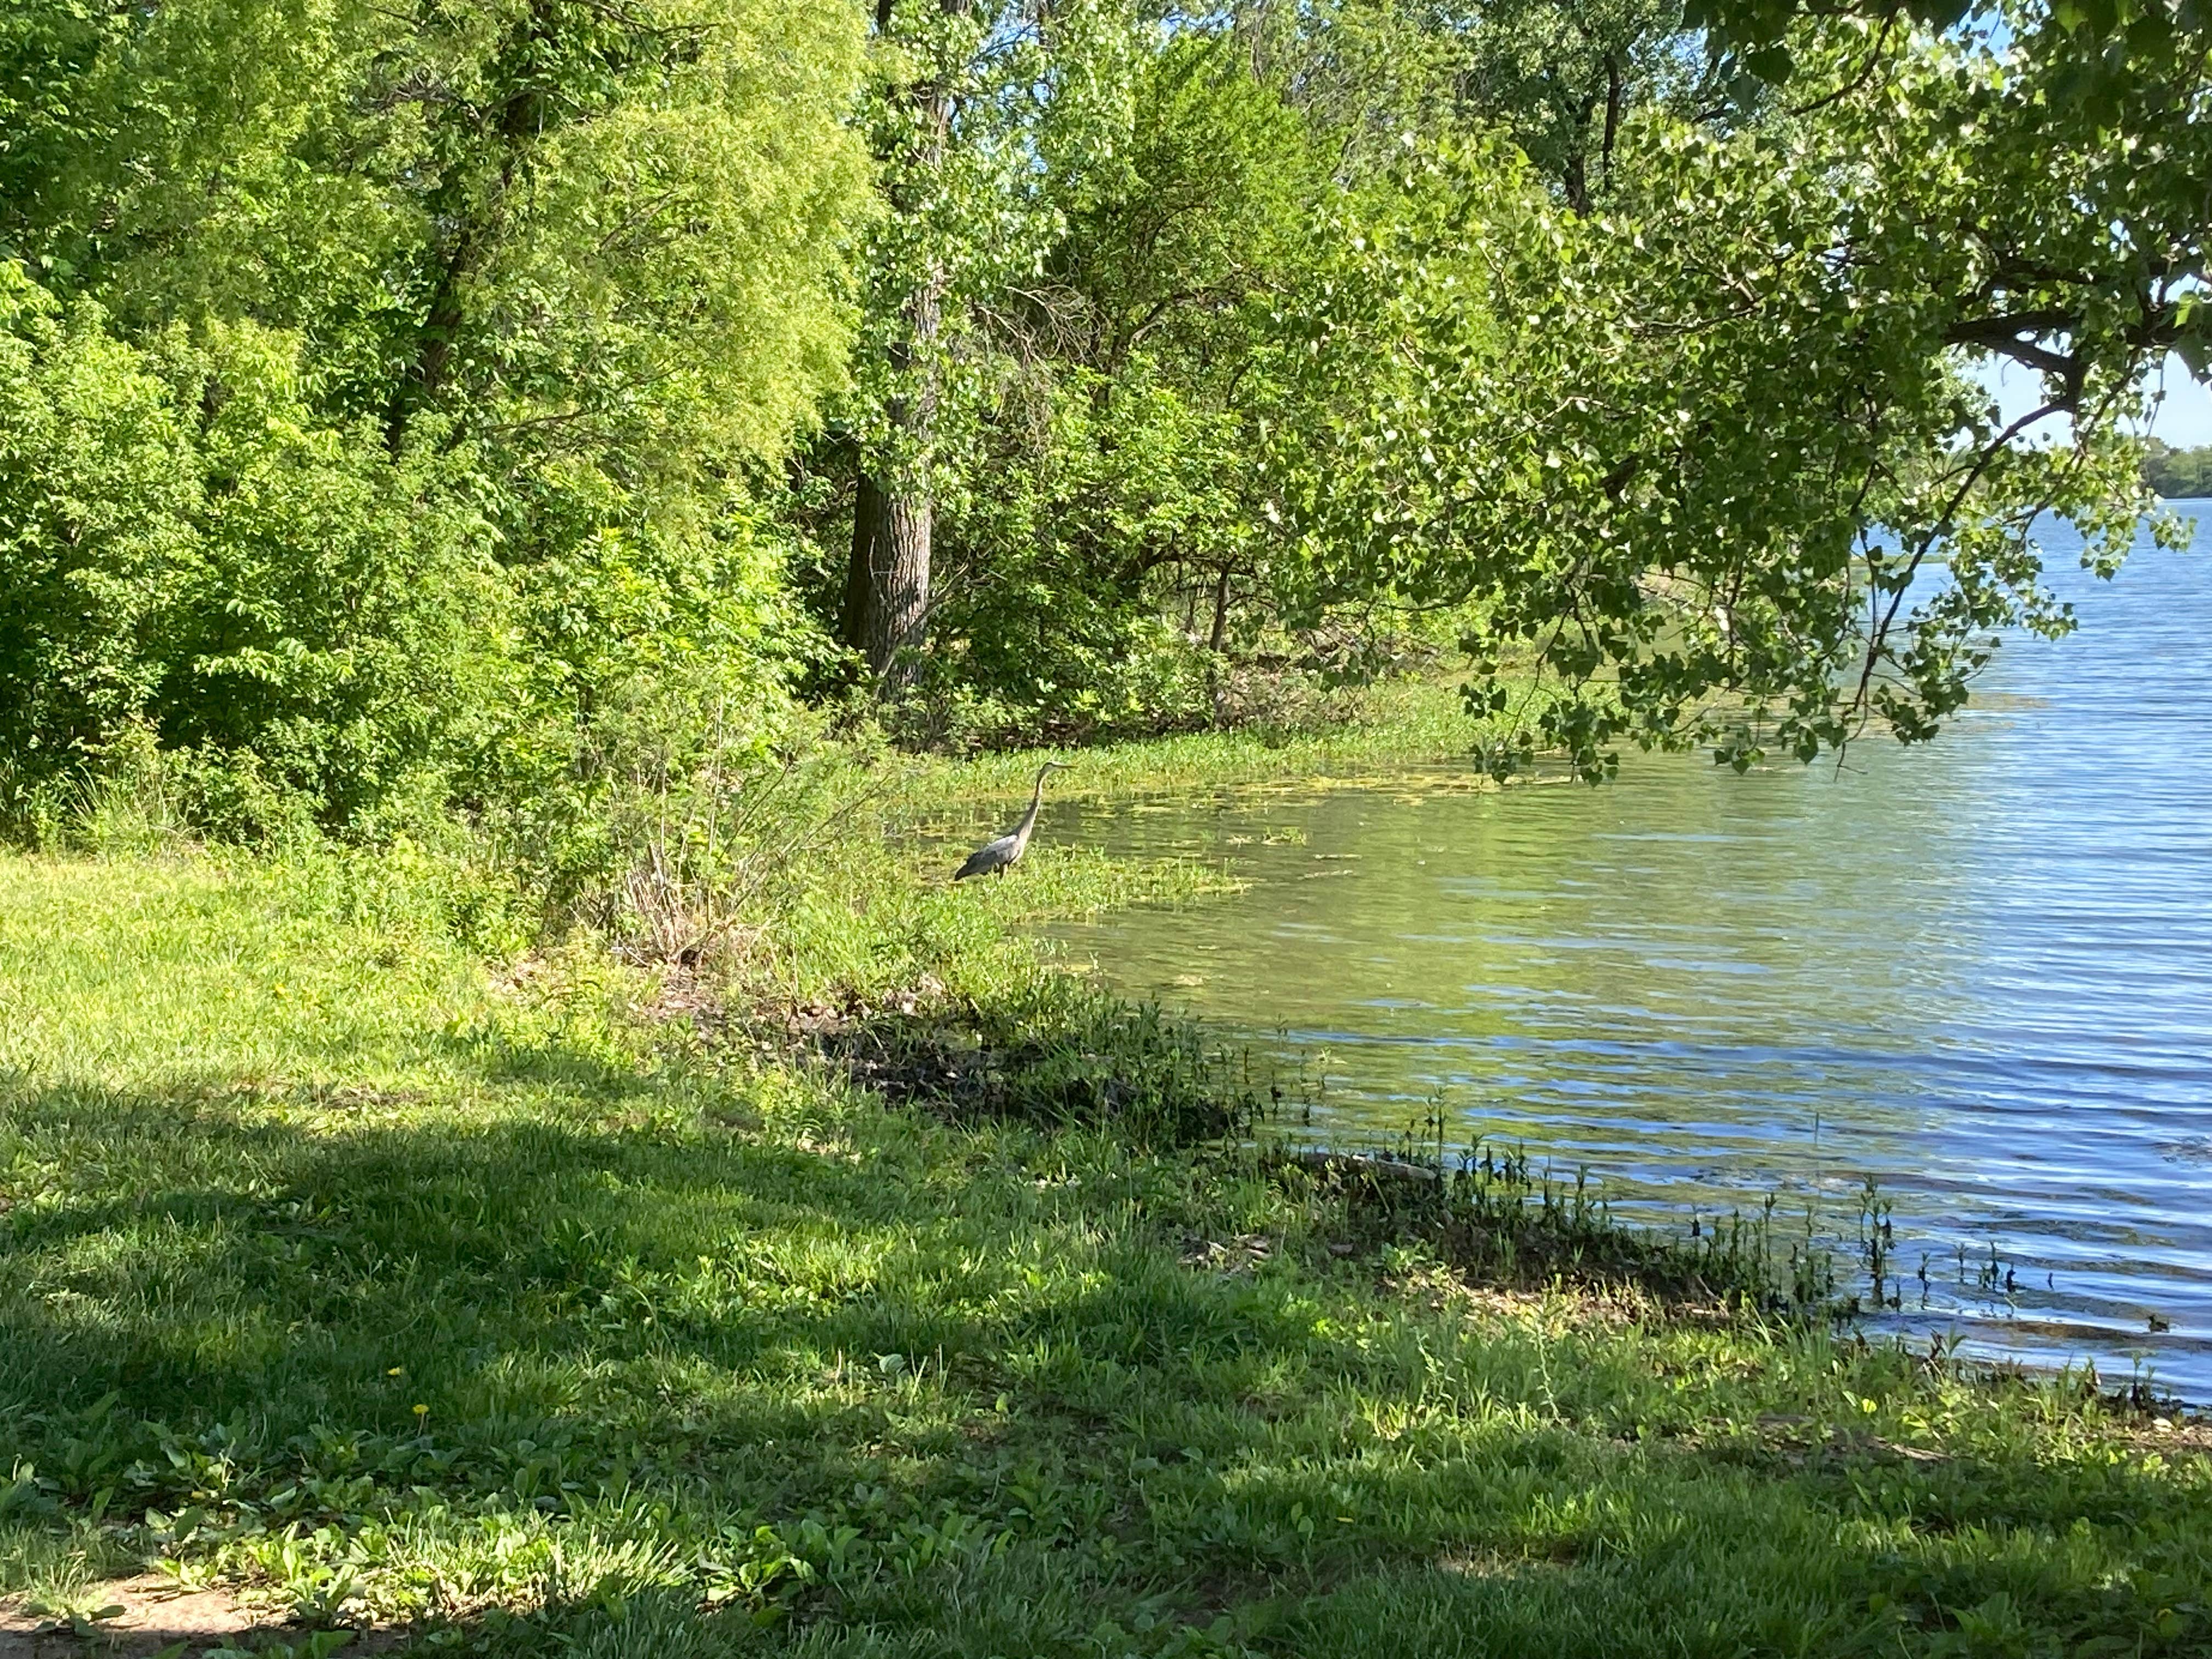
[1,842,2207,1658]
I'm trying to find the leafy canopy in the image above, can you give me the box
[0,0,869,835]
[1263,8,2200,776]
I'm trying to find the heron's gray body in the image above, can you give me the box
[955,763,1066,880]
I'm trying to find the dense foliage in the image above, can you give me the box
[3,0,2207,849]
[1267,20,2185,774]
[1,0,864,845]
[810,0,2205,770]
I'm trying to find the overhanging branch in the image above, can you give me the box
[1943,311,2083,391]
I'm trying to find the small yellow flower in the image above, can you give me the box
[413,1403,429,1417]
[387,1367,404,1376]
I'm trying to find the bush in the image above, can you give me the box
[459,501,832,928]
[0,266,198,810]
[0,264,830,865]
[0,269,509,839]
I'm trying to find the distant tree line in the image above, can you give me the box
[2142,440,2212,499]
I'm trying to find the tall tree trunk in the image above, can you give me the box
[843,471,932,675]
[1600,53,1624,190]
[840,284,939,681]
[841,0,968,686]
[385,46,547,455]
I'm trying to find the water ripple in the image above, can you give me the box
[1043,524,2212,1400]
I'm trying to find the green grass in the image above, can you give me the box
[890,679,1537,808]
[1,841,2209,1658]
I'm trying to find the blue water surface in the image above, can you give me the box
[1039,511,2212,1398]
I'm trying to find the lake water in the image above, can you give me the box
[1037,515,2212,1400]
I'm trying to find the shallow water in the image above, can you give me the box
[1036,514,2212,1399]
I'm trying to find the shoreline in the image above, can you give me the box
[3,717,2209,1656]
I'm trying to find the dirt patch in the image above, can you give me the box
[2111,1414,2212,1455]
[0,1578,400,1658]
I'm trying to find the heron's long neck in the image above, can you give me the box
[1014,772,1048,840]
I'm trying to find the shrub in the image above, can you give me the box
[0,269,510,840]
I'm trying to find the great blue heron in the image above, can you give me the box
[954,761,1069,881]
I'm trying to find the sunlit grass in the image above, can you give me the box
[1,849,2208,1657]
[890,678,1537,808]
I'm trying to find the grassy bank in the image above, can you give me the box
[893,680,1533,810]
[876,678,1536,931]
[2,752,2209,1656]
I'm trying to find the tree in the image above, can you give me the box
[1263,14,2193,777]
[0,0,870,828]
[840,0,969,683]
[834,0,1135,685]
[923,32,1323,721]
[2142,439,2212,499]
[1257,0,1697,209]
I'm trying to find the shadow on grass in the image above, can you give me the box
[1,1022,2208,1658]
